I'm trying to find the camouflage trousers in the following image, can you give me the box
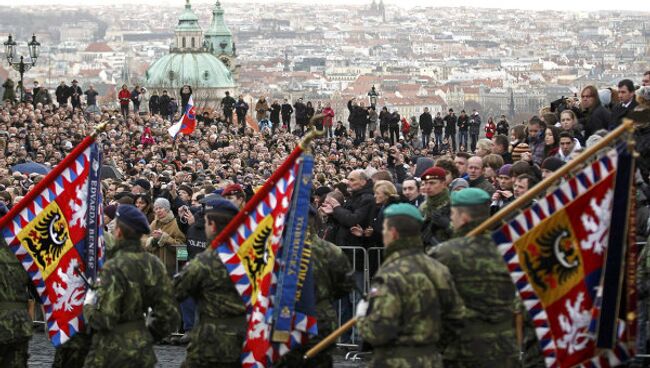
[0,339,29,368]
[52,332,91,368]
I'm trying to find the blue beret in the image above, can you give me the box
[200,194,239,215]
[383,203,424,223]
[115,204,151,234]
[451,188,490,207]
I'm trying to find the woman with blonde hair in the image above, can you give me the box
[353,180,402,250]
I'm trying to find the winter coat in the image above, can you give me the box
[255,99,269,121]
[2,79,16,102]
[331,180,376,249]
[322,107,335,127]
[146,212,186,275]
[419,112,433,134]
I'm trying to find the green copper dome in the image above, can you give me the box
[145,52,236,89]
[176,0,202,32]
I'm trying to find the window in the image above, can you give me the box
[182,37,186,48]
[191,37,195,48]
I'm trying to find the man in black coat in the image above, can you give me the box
[294,98,308,134]
[149,91,160,115]
[69,80,83,112]
[444,109,457,152]
[55,81,70,107]
[281,98,294,132]
[234,95,249,132]
[159,90,171,119]
[347,98,368,143]
[320,169,375,249]
[579,86,611,138]
[609,79,638,130]
[419,107,433,148]
[220,91,236,125]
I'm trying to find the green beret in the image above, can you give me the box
[384,203,424,223]
[451,188,490,207]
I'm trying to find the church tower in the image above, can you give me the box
[204,1,237,72]
[173,0,203,52]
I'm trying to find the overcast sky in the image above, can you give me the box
[3,0,650,12]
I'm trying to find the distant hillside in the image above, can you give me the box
[0,8,107,41]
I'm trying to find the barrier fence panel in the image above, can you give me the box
[336,246,369,348]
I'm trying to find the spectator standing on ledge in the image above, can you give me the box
[118,84,131,118]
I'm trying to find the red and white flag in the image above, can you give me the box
[168,96,197,138]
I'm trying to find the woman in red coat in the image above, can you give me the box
[322,102,335,138]
[484,116,496,139]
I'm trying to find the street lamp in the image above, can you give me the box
[368,85,379,108]
[4,34,40,103]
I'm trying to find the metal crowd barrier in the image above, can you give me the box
[335,246,369,351]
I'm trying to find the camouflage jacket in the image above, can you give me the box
[0,245,32,345]
[173,246,246,366]
[358,236,465,368]
[84,238,179,368]
[427,225,519,367]
[420,189,452,248]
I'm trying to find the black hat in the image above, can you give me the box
[132,178,151,191]
[541,157,565,172]
[200,194,239,215]
[115,204,151,234]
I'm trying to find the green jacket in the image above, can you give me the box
[0,246,32,345]
[84,238,179,368]
[174,246,246,366]
[420,189,452,248]
[358,236,465,368]
[427,228,519,368]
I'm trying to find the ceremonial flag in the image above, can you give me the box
[210,142,318,367]
[168,96,196,137]
[492,149,632,368]
[0,138,104,346]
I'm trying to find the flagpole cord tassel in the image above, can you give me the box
[299,114,326,151]
[304,318,357,360]
[91,118,112,138]
[467,118,635,237]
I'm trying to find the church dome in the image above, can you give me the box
[145,52,236,89]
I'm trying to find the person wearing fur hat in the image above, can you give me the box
[146,198,186,275]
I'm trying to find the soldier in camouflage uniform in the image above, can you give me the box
[357,203,465,368]
[83,205,179,368]
[427,188,519,368]
[277,208,354,367]
[419,167,453,248]
[0,238,33,367]
[173,196,246,368]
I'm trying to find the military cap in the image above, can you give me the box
[115,204,151,234]
[200,194,239,215]
[222,183,244,197]
[451,188,490,207]
[420,167,446,181]
[384,203,424,223]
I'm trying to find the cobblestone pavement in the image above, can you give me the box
[28,331,366,367]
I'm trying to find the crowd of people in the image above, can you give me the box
[1,70,650,367]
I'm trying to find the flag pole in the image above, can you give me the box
[467,118,635,237]
[0,119,111,230]
[304,118,636,361]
